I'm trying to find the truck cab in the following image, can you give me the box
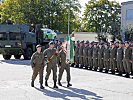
[0,25,37,60]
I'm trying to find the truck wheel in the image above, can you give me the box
[3,55,11,60]
[14,55,21,59]
[24,48,32,60]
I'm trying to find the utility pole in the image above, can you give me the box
[68,0,70,36]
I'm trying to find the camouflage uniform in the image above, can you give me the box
[58,49,71,84]
[74,45,79,66]
[123,46,132,77]
[98,46,104,71]
[92,45,98,70]
[31,52,44,85]
[117,46,124,75]
[43,48,57,82]
[110,46,117,73]
[88,45,93,69]
[104,46,110,72]
[79,44,84,67]
[83,45,88,67]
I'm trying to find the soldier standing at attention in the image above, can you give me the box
[83,41,89,69]
[110,43,117,74]
[31,45,44,89]
[103,43,110,73]
[92,43,98,71]
[88,42,93,70]
[79,41,84,68]
[98,43,104,72]
[116,42,124,76]
[43,41,58,88]
[123,41,132,78]
[58,46,72,87]
[74,42,79,67]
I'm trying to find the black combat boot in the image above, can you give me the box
[31,81,34,87]
[67,82,72,87]
[125,73,130,78]
[58,81,62,86]
[45,80,48,87]
[40,84,44,89]
[53,81,58,88]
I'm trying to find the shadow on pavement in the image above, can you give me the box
[35,86,103,100]
[0,59,31,66]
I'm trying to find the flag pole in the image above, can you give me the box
[68,0,70,37]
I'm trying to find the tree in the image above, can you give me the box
[83,0,121,36]
[0,0,81,34]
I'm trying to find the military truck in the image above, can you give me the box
[0,24,48,60]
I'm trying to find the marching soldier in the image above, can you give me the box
[31,45,44,89]
[116,42,124,76]
[110,43,117,74]
[123,41,132,78]
[43,41,58,88]
[58,46,72,87]
[104,43,110,73]
[74,43,79,67]
[83,42,88,69]
[88,42,93,70]
[98,43,104,72]
[92,43,98,71]
[79,41,84,68]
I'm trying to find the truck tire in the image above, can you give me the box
[3,55,11,60]
[23,48,32,60]
[14,55,21,59]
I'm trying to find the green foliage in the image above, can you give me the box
[83,0,121,35]
[0,0,81,34]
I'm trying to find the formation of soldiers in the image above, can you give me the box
[31,41,72,89]
[74,40,133,78]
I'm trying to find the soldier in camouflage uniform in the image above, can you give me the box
[88,42,93,70]
[43,41,58,88]
[103,43,110,73]
[98,43,104,72]
[123,41,132,78]
[110,43,117,74]
[58,46,72,87]
[116,42,124,76]
[31,45,44,89]
[74,43,79,67]
[83,42,89,69]
[92,43,98,71]
[79,41,84,68]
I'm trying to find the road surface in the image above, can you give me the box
[0,55,133,100]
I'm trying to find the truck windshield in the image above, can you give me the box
[0,33,7,40]
[9,32,21,40]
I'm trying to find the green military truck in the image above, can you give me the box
[0,24,48,60]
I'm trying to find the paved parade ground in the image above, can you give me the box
[0,55,133,100]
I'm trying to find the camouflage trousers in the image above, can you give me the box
[79,56,84,65]
[32,65,44,84]
[104,60,110,70]
[83,57,88,66]
[45,63,57,82]
[58,63,71,82]
[110,59,117,71]
[93,58,98,69]
[123,59,131,74]
[98,58,104,69]
[117,60,124,73]
[88,57,93,68]
[74,55,79,65]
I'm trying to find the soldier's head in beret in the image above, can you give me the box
[119,42,124,47]
[36,44,42,53]
[49,41,55,49]
[125,41,130,48]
